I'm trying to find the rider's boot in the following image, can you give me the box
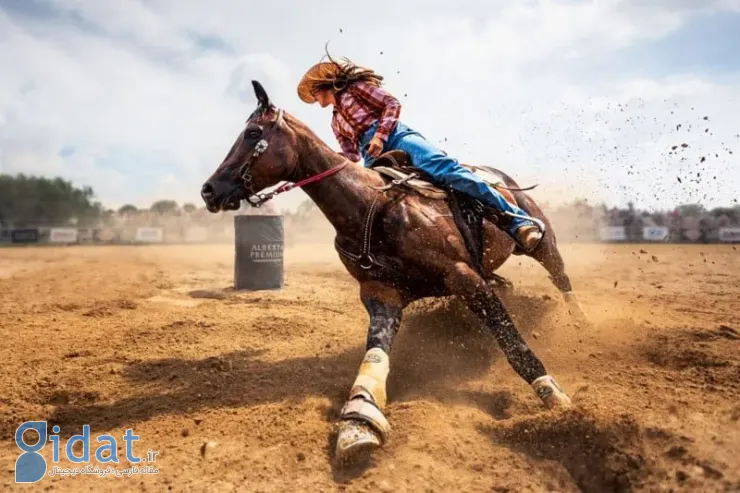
[514,224,543,251]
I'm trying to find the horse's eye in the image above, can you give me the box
[247,129,262,139]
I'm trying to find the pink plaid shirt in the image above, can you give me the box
[331,81,401,162]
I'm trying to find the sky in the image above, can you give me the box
[0,0,739,213]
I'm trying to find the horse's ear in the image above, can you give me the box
[252,80,271,108]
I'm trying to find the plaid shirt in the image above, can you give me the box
[331,81,401,162]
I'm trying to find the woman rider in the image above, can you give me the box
[296,53,543,251]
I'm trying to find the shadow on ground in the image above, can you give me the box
[483,409,647,493]
[48,292,556,437]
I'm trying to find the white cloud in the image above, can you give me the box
[0,0,738,212]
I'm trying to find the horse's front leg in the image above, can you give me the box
[334,281,404,464]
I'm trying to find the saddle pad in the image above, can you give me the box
[372,165,518,206]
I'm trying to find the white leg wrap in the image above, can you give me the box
[563,291,583,308]
[532,375,572,409]
[563,292,588,320]
[338,398,391,444]
[349,348,390,409]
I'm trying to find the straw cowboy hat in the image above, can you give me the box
[297,62,343,103]
[297,60,380,103]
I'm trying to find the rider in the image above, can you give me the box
[296,53,543,251]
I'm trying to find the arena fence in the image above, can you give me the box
[0,225,235,246]
[1,222,739,246]
[598,225,740,243]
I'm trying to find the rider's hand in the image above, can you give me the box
[366,136,385,158]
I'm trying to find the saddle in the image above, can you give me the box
[370,151,519,207]
[368,150,523,274]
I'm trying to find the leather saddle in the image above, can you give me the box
[368,150,519,208]
[367,151,526,274]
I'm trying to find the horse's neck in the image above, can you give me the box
[294,137,381,239]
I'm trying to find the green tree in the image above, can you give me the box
[150,200,179,215]
[0,173,102,227]
[118,204,138,216]
[676,204,705,216]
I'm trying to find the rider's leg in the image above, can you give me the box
[361,123,542,250]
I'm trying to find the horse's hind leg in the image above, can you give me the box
[511,192,589,323]
[445,263,572,409]
[530,232,589,324]
[334,281,403,464]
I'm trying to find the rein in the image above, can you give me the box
[248,161,349,207]
[239,107,349,207]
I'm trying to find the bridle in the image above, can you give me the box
[237,108,284,205]
[236,107,348,207]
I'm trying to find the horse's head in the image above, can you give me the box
[201,81,299,212]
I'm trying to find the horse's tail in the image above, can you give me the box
[496,183,538,192]
[490,167,542,217]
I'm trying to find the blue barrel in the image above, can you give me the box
[234,215,284,290]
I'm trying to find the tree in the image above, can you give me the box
[150,200,179,215]
[0,173,103,227]
[118,204,138,216]
[182,203,197,214]
[676,204,706,217]
[710,207,734,217]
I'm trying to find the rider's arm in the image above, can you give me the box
[333,127,362,162]
[351,81,401,143]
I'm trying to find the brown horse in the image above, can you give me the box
[201,81,586,464]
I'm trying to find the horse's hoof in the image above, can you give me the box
[563,292,591,326]
[334,419,382,465]
[532,375,573,410]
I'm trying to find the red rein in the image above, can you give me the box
[249,161,349,206]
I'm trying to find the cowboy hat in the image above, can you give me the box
[297,58,380,103]
[297,62,342,104]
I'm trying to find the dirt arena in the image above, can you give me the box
[0,241,738,492]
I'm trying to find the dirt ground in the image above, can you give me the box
[0,242,738,492]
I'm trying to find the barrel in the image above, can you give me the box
[234,214,284,290]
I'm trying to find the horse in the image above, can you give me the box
[201,80,586,464]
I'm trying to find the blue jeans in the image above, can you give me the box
[359,121,534,235]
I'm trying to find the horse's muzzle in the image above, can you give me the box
[200,182,221,212]
[201,180,243,212]
[201,182,214,200]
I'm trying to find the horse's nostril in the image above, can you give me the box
[201,182,214,199]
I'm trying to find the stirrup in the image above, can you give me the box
[371,172,420,192]
[505,213,546,252]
